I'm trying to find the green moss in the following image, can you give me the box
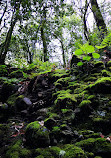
[90,77,111,87]
[101,70,111,77]
[55,77,71,85]
[51,69,69,78]
[68,82,79,89]
[107,61,111,67]
[75,91,89,101]
[86,152,94,158]
[93,117,103,122]
[63,144,86,158]
[26,121,40,130]
[36,156,44,158]
[0,65,8,74]
[79,100,91,108]
[84,76,97,82]
[52,126,60,132]
[6,94,18,106]
[74,84,87,94]
[78,130,100,139]
[17,95,24,99]
[75,138,111,153]
[61,108,71,114]
[35,146,61,158]
[88,95,96,100]
[93,61,104,68]
[6,140,31,158]
[87,77,111,93]
[108,101,111,106]
[25,121,50,148]
[54,90,77,109]
[47,112,60,119]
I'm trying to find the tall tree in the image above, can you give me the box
[90,0,107,39]
[0,0,32,64]
[40,6,48,62]
[0,0,20,64]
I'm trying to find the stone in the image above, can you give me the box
[15,96,32,111]
[25,121,50,148]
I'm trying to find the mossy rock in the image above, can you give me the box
[54,90,77,110]
[50,69,69,78]
[47,112,60,120]
[63,144,87,158]
[88,77,111,93]
[0,124,9,145]
[75,91,89,102]
[107,61,111,67]
[75,138,111,157]
[9,69,23,78]
[54,77,71,88]
[108,101,111,106]
[6,140,31,158]
[0,103,9,121]
[35,146,61,158]
[101,70,111,77]
[87,95,96,100]
[92,116,111,134]
[25,121,50,148]
[84,76,97,82]
[93,61,104,68]
[78,130,100,139]
[79,100,91,108]
[0,82,16,102]
[6,93,18,107]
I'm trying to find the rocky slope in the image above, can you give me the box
[0,60,111,158]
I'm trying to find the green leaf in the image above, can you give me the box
[75,49,83,55]
[81,43,95,54]
[95,45,106,49]
[83,56,91,61]
[92,53,100,59]
[77,62,83,66]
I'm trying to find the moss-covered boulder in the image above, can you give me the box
[88,77,111,93]
[54,77,71,89]
[0,82,17,102]
[54,90,77,110]
[35,146,61,158]
[76,138,111,158]
[15,95,32,111]
[6,140,31,158]
[63,144,87,158]
[25,121,50,148]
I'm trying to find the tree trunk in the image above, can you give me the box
[41,26,48,62]
[0,2,7,26]
[40,7,48,62]
[0,16,17,64]
[90,0,107,39]
[60,40,66,68]
[83,0,90,42]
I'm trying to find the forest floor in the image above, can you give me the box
[0,60,111,158]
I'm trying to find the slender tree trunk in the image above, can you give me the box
[60,40,66,68]
[83,0,90,42]
[90,0,107,39]
[0,2,7,26]
[40,7,48,62]
[41,26,48,62]
[27,44,33,64]
[0,17,17,64]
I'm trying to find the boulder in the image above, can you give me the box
[15,96,32,111]
[25,121,50,148]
